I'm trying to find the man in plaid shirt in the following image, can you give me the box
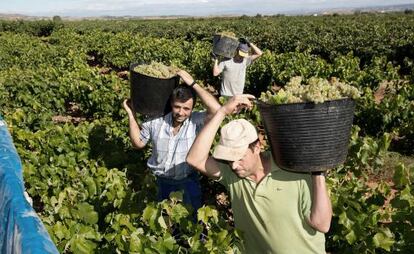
[123,70,220,212]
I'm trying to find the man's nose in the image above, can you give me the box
[177,108,184,115]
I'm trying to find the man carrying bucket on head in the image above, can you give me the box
[186,94,332,253]
[123,70,221,213]
[212,38,263,96]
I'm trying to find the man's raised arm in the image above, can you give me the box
[177,70,221,119]
[186,94,255,179]
[122,99,146,149]
[307,174,333,233]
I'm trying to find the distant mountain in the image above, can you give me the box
[301,3,414,16]
[0,13,50,20]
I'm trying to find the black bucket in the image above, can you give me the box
[130,63,179,118]
[257,99,355,172]
[212,34,239,59]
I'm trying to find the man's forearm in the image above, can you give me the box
[127,113,145,149]
[308,175,333,233]
[250,43,262,55]
[187,109,226,169]
[213,59,221,76]
[177,69,220,114]
[249,43,263,61]
[192,83,221,116]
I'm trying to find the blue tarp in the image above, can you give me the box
[0,115,59,254]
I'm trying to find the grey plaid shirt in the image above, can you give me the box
[139,111,206,180]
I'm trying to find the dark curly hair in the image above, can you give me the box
[171,85,197,108]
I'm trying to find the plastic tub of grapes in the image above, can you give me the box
[257,76,360,173]
[130,61,180,118]
[212,32,239,59]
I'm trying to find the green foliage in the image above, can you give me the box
[355,80,414,154]
[327,173,396,253]
[0,19,62,36]
[345,126,392,176]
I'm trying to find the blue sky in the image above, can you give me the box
[1,0,413,17]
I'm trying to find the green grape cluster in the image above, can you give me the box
[260,76,360,105]
[216,31,237,40]
[133,61,179,79]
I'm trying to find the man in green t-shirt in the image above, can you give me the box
[187,95,332,254]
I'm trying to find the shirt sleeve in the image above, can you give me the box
[300,176,313,220]
[218,60,225,72]
[216,160,231,187]
[139,120,151,145]
[191,111,207,132]
[216,160,241,190]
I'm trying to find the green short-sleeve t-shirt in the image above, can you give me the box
[218,152,325,254]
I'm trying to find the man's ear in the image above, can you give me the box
[253,141,261,154]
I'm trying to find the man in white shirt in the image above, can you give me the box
[213,38,263,96]
[123,70,220,212]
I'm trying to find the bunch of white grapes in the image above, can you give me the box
[134,61,179,79]
[260,76,360,105]
[216,31,237,40]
